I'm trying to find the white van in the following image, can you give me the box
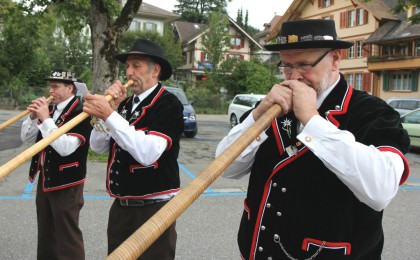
[228,94,266,127]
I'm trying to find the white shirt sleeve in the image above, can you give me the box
[215,114,268,179]
[103,111,168,166]
[298,115,405,211]
[37,118,82,157]
[21,117,39,144]
[90,124,111,154]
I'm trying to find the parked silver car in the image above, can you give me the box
[228,94,266,128]
[386,97,420,116]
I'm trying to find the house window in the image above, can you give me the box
[319,0,334,8]
[348,10,356,27]
[230,37,243,49]
[348,44,355,58]
[347,74,354,87]
[355,73,363,90]
[356,41,363,58]
[129,21,141,31]
[415,40,420,56]
[356,9,367,25]
[340,9,368,28]
[143,22,157,32]
[391,72,412,91]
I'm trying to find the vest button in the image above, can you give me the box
[281,188,287,193]
[277,212,282,217]
[258,246,263,252]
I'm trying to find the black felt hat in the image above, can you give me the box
[264,19,353,51]
[45,68,77,84]
[115,39,172,81]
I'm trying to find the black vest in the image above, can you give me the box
[238,76,410,260]
[29,97,92,192]
[106,84,184,198]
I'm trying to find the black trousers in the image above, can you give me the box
[107,199,177,260]
[36,180,85,260]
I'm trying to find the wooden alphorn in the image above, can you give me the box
[0,96,54,131]
[107,104,282,260]
[0,80,134,180]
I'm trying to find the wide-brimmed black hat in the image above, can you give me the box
[264,20,353,51]
[115,39,172,81]
[45,68,77,84]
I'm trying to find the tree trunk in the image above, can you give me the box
[87,0,142,94]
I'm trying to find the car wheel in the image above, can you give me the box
[230,114,238,128]
[184,129,197,138]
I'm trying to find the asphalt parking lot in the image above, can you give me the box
[0,109,419,259]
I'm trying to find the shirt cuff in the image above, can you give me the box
[298,115,338,147]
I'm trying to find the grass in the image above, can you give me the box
[87,148,109,162]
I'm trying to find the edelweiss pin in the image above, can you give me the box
[281,118,292,138]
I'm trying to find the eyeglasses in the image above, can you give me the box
[277,50,331,75]
[48,84,68,90]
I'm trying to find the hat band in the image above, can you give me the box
[278,34,336,44]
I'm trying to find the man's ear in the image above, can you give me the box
[331,49,342,71]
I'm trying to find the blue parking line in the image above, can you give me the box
[408,176,420,182]
[178,162,214,193]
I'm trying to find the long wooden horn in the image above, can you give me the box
[0,80,134,180]
[0,96,54,131]
[107,104,282,260]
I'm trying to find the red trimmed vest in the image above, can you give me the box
[106,84,184,199]
[28,97,92,192]
[238,75,410,260]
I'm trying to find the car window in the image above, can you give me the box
[402,110,420,124]
[400,101,420,110]
[388,100,398,108]
[166,88,189,105]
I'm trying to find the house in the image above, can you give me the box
[127,1,180,35]
[173,16,264,81]
[265,0,419,100]
[254,15,282,46]
[364,5,420,100]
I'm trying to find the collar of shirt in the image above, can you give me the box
[132,84,158,112]
[53,95,74,120]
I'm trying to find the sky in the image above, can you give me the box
[144,0,293,30]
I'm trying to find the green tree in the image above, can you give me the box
[29,0,143,94]
[174,0,231,23]
[0,0,53,101]
[226,60,278,96]
[393,0,420,23]
[201,11,230,91]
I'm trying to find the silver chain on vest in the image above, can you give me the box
[273,234,325,260]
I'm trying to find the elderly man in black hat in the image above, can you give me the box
[83,39,184,259]
[216,20,410,260]
[21,68,92,260]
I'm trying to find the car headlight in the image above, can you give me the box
[189,113,196,121]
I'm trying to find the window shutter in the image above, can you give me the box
[363,44,370,57]
[226,54,230,59]
[362,72,371,92]
[412,71,419,91]
[383,73,389,91]
[363,10,368,24]
[340,12,348,28]
[200,52,205,62]
[318,0,322,8]
[240,54,244,60]
[331,0,334,5]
